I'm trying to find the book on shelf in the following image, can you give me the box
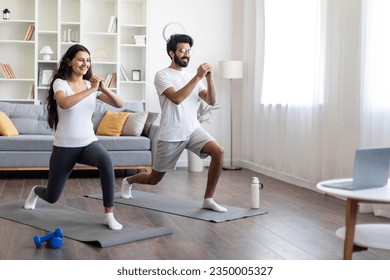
[23,26,31,40]
[0,63,16,79]
[104,72,117,88]
[107,16,117,33]
[0,64,8,78]
[120,65,129,81]
[29,25,36,40]
[27,84,35,100]
[104,73,112,87]
[5,64,16,78]
[23,25,35,41]
[109,72,116,88]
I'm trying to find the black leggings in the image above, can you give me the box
[35,141,115,207]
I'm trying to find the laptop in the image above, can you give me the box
[322,147,390,190]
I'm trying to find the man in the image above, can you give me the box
[121,34,226,212]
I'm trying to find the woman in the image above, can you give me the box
[24,44,123,230]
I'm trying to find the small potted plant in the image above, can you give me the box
[197,102,221,124]
[188,101,221,172]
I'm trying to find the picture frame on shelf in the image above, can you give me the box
[38,67,55,87]
[132,70,141,81]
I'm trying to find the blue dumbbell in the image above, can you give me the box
[34,227,63,249]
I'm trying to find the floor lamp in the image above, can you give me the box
[219,60,244,170]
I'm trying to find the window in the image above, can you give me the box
[261,0,324,105]
[362,0,390,108]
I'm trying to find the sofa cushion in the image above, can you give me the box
[0,102,53,135]
[0,151,52,167]
[0,135,151,152]
[0,111,19,136]
[96,111,129,136]
[0,135,54,151]
[97,136,150,151]
[121,111,148,136]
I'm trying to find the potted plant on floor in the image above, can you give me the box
[188,101,221,172]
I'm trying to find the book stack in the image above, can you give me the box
[23,25,35,41]
[0,63,16,79]
[104,72,117,88]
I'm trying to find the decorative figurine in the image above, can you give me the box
[3,9,10,20]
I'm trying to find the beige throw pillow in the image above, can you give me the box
[121,111,148,136]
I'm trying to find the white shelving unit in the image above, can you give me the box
[0,0,147,104]
[0,0,36,102]
[118,0,147,101]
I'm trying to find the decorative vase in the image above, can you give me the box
[187,150,204,172]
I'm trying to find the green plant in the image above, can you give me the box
[197,101,221,124]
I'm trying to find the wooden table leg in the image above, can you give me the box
[343,198,358,260]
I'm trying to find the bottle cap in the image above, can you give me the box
[252,177,259,184]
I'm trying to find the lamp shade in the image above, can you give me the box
[219,60,244,79]
[40,46,53,55]
[40,46,54,61]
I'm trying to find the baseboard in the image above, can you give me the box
[176,159,317,192]
[240,160,317,192]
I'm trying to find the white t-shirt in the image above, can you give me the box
[52,78,100,147]
[154,67,206,141]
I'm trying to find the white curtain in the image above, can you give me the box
[359,0,390,217]
[242,0,325,186]
[241,0,361,189]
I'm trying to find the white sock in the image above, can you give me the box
[104,212,123,230]
[121,178,133,199]
[202,198,227,212]
[24,186,39,210]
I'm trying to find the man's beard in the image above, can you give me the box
[174,54,189,67]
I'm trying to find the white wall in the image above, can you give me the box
[146,0,240,167]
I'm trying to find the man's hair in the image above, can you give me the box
[166,34,193,58]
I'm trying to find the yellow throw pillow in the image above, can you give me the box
[0,111,19,136]
[96,111,129,136]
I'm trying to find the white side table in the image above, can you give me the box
[317,179,390,259]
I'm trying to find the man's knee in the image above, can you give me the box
[202,141,224,157]
[148,171,165,185]
[210,144,224,159]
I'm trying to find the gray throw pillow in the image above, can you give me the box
[142,112,159,136]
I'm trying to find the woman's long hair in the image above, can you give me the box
[47,44,93,130]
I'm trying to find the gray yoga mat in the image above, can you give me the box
[86,191,268,223]
[0,200,172,247]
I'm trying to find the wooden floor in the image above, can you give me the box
[0,167,390,260]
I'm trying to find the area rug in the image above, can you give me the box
[0,200,172,247]
[86,190,268,223]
